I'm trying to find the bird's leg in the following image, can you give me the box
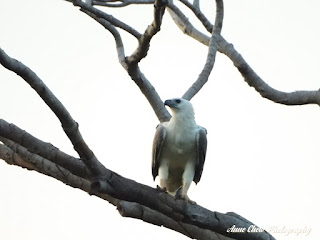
[179,162,196,204]
[158,161,169,192]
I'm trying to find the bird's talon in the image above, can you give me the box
[156,185,167,192]
[175,194,196,204]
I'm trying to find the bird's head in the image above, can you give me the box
[164,98,195,119]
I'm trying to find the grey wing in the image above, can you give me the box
[152,124,166,180]
[193,127,207,184]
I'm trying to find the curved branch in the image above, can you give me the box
[80,9,126,65]
[0,48,105,177]
[182,0,223,100]
[167,2,210,45]
[72,0,142,39]
[69,0,169,122]
[125,65,171,122]
[126,0,168,65]
[218,36,320,106]
[179,0,213,33]
[167,4,320,106]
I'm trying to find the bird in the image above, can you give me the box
[152,98,207,203]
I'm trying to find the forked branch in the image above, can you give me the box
[168,1,320,106]
[0,48,106,177]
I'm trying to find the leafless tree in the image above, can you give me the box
[1,0,319,239]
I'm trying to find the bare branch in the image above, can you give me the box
[167,1,210,45]
[126,0,168,65]
[193,0,199,9]
[182,0,223,100]
[72,0,142,39]
[218,36,320,106]
[80,9,126,65]
[167,2,320,106]
[125,65,171,122]
[0,48,105,176]
[93,0,154,7]
[118,201,236,240]
[179,0,213,33]
[91,175,276,240]
[0,143,37,171]
[1,133,274,240]
[0,120,89,179]
[67,0,170,122]
[0,140,117,205]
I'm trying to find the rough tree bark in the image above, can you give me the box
[1,0,318,239]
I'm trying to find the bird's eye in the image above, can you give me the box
[175,99,181,104]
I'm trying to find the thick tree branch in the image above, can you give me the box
[0,139,117,205]
[182,0,223,100]
[0,116,274,239]
[1,135,275,240]
[0,142,37,171]
[0,48,106,176]
[90,173,276,240]
[118,201,235,240]
[0,120,89,179]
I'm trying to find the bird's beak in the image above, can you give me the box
[164,99,176,108]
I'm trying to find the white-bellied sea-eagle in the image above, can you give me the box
[152,98,207,203]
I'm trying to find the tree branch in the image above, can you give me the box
[90,173,276,240]
[0,139,117,205]
[0,48,106,177]
[217,36,320,106]
[1,134,275,240]
[72,0,142,39]
[167,1,210,45]
[79,9,126,65]
[66,0,170,122]
[182,0,223,100]
[93,0,154,7]
[167,2,320,106]
[123,64,171,122]
[117,201,236,240]
[0,50,274,238]
[126,0,168,65]
[179,0,213,33]
[0,120,89,179]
